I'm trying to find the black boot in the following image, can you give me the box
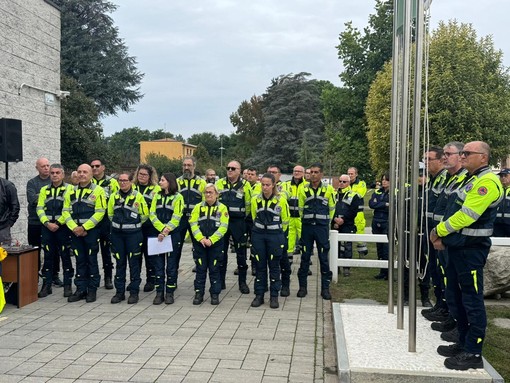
[104,276,113,290]
[269,296,279,309]
[86,290,97,303]
[143,281,154,292]
[127,292,139,304]
[153,292,164,305]
[239,281,250,294]
[111,292,125,304]
[68,290,87,302]
[193,292,204,305]
[38,283,52,298]
[63,285,73,297]
[280,286,290,297]
[210,294,220,305]
[251,295,264,307]
[420,285,432,307]
[165,291,174,305]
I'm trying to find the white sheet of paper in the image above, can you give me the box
[147,235,173,255]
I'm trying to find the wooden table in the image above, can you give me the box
[2,247,39,308]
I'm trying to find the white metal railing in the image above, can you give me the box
[329,230,510,283]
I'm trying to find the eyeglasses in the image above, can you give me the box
[443,152,459,157]
[138,173,149,177]
[459,151,485,157]
[338,180,349,183]
[91,164,102,168]
[118,179,130,183]
[226,167,238,171]
[293,170,303,173]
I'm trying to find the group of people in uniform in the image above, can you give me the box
[3,138,506,370]
[26,154,374,310]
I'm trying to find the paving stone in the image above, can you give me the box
[79,361,142,381]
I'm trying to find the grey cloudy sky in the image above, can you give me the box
[101,0,510,138]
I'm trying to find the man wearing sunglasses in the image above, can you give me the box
[90,159,119,290]
[430,141,503,370]
[216,160,252,294]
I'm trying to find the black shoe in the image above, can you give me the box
[104,277,113,290]
[308,269,312,276]
[431,317,456,332]
[270,296,279,309]
[127,293,139,304]
[63,285,73,297]
[421,298,433,307]
[86,290,97,303]
[52,276,64,287]
[68,290,87,302]
[280,286,290,297]
[165,291,174,305]
[321,289,331,300]
[251,268,256,276]
[193,292,204,305]
[234,268,239,276]
[239,282,250,294]
[441,327,460,343]
[251,295,264,307]
[211,294,220,305]
[343,269,350,277]
[297,287,307,298]
[421,302,441,315]
[38,284,52,298]
[192,265,197,272]
[423,307,449,322]
[111,292,125,304]
[143,282,154,292]
[444,352,483,370]
[221,281,226,290]
[358,250,368,258]
[437,343,463,357]
[153,292,164,305]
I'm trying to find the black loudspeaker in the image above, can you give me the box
[0,118,23,162]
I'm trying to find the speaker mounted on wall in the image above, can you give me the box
[0,118,23,163]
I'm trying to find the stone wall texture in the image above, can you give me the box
[0,0,61,242]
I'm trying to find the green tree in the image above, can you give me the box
[57,0,144,116]
[249,73,325,172]
[366,21,510,174]
[60,75,108,170]
[145,152,182,178]
[105,127,174,168]
[229,95,264,160]
[326,0,394,178]
[188,132,221,158]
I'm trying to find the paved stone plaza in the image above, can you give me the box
[0,243,338,383]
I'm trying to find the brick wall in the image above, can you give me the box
[0,0,61,243]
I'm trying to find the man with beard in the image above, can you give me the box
[176,156,206,272]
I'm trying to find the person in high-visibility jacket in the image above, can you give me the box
[149,173,184,305]
[332,174,363,278]
[348,167,368,256]
[176,156,206,270]
[281,165,308,264]
[250,173,289,309]
[91,158,119,290]
[133,164,161,292]
[108,172,149,305]
[62,164,106,303]
[369,172,390,280]
[297,163,335,300]
[216,160,252,294]
[189,183,229,305]
[430,141,503,371]
[36,164,74,298]
[0,246,7,313]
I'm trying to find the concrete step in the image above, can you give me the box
[333,303,504,383]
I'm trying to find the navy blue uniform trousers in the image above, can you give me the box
[111,229,143,293]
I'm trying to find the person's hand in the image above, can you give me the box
[334,217,344,226]
[199,238,208,247]
[163,227,171,236]
[73,226,85,237]
[158,232,165,242]
[47,222,59,232]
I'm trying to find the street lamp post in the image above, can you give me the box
[219,136,225,169]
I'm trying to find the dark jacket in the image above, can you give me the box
[0,177,20,230]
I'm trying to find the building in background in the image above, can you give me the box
[0,0,62,242]
[139,138,197,163]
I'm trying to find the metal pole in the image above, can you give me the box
[388,0,401,314]
[408,0,426,352]
[397,0,413,330]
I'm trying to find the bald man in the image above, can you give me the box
[63,164,107,303]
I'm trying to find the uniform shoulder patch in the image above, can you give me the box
[477,186,488,196]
